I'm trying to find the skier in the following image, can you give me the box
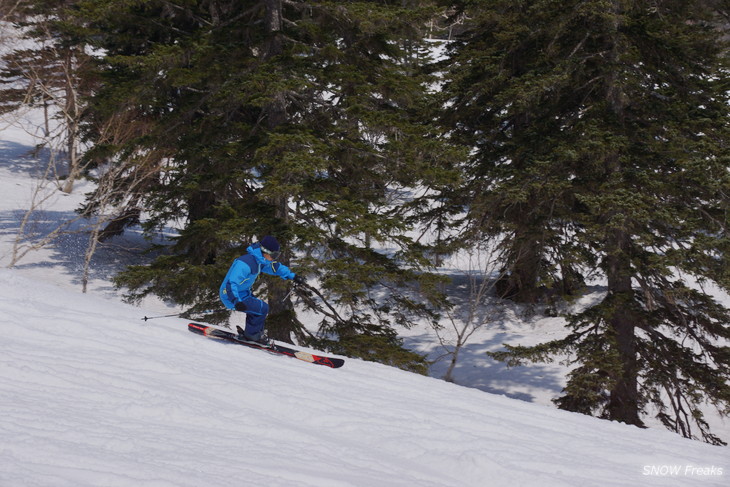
[219,235,304,346]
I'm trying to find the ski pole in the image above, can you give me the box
[283,286,295,301]
[141,312,182,321]
[141,309,224,321]
[293,283,347,325]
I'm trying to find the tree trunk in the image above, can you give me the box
[604,230,643,427]
[260,0,300,343]
[600,0,643,428]
[504,228,543,303]
[61,48,80,194]
[444,346,461,383]
[499,107,543,303]
[266,196,302,344]
[497,214,543,303]
[188,189,217,265]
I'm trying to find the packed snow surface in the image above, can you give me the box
[0,269,727,486]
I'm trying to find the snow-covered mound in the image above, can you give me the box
[0,270,726,486]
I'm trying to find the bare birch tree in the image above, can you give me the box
[434,242,505,383]
[0,1,92,193]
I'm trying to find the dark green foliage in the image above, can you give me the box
[72,0,455,370]
[464,0,730,443]
[438,0,599,303]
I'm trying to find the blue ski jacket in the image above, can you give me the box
[219,243,296,309]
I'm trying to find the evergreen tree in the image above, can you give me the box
[438,0,590,303]
[443,0,730,443]
[76,0,456,370]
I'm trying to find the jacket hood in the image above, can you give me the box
[246,243,267,265]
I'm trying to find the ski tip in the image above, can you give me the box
[187,322,208,335]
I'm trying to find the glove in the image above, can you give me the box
[293,275,306,286]
[234,301,247,312]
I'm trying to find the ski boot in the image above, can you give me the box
[236,326,274,348]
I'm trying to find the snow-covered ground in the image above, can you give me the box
[1,112,728,486]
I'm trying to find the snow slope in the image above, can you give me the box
[0,269,727,487]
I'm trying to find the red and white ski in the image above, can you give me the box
[188,323,344,368]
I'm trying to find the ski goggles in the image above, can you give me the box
[260,245,280,259]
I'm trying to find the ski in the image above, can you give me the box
[187,323,344,368]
